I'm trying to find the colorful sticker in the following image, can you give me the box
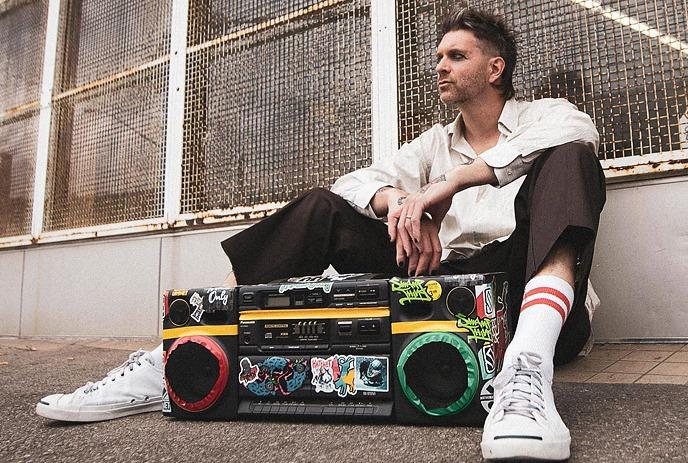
[456,313,493,344]
[478,345,496,380]
[171,289,188,297]
[476,283,495,319]
[311,355,389,397]
[390,278,442,305]
[238,357,309,397]
[356,356,389,393]
[480,379,494,413]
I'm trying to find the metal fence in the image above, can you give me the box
[0,0,48,237]
[0,0,686,244]
[180,0,372,215]
[397,0,688,162]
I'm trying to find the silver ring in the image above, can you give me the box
[405,217,412,220]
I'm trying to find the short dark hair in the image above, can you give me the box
[441,6,517,99]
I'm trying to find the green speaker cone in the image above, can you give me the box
[397,332,479,416]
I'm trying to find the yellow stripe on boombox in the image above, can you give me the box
[391,321,469,335]
[240,307,390,320]
[162,324,238,340]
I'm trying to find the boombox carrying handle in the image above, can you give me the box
[397,332,479,417]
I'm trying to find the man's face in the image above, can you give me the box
[435,29,496,106]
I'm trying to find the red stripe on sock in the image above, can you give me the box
[520,297,567,322]
[523,287,571,312]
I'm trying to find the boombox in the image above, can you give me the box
[162,287,238,420]
[390,273,511,425]
[237,274,393,419]
[160,272,511,424]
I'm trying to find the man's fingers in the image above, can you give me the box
[415,231,433,276]
[430,228,442,273]
[410,204,425,246]
[395,235,405,268]
[397,205,413,256]
[388,214,398,242]
[407,247,419,277]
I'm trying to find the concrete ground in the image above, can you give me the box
[1,338,687,463]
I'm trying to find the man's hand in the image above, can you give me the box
[390,173,456,256]
[403,218,442,276]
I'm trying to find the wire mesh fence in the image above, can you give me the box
[1,0,686,241]
[396,0,688,161]
[0,0,48,238]
[43,0,171,232]
[180,0,372,214]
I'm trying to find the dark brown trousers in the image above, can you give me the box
[222,142,606,365]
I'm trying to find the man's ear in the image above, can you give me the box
[488,56,505,86]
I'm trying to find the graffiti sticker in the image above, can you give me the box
[476,283,495,319]
[390,278,442,305]
[456,314,493,344]
[480,379,494,413]
[478,345,496,380]
[238,357,309,397]
[311,354,389,397]
[278,282,333,294]
[208,288,229,306]
[189,292,204,323]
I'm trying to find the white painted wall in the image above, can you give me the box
[1,176,687,341]
[590,175,688,341]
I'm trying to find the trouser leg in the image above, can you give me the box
[221,187,404,284]
[442,142,606,364]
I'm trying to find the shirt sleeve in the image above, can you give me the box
[330,126,438,219]
[483,98,600,187]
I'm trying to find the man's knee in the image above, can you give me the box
[544,142,600,172]
[293,187,352,217]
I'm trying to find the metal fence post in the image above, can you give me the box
[370,0,399,161]
[31,0,61,239]
[164,0,190,224]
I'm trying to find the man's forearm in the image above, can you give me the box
[444,158,498,193]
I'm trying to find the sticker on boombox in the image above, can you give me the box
[238,354,390,399]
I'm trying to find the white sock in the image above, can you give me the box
[503,275,574,380]
[149,343,164,370]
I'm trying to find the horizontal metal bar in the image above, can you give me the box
[51,55,170,103]
[602,150,688,183]
[1,101,40,121]
[0,234,33,249]
[187,0,350,55]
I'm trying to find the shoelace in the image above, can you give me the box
[493,352,546,421]
[83,349,147,394]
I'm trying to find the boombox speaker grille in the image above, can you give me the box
[397,332,479,416]
[166,336,229,412]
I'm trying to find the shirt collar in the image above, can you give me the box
[447,97,518,139]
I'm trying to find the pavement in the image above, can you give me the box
[1,338,687,463]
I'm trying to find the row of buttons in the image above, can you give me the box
[241,401,389,416]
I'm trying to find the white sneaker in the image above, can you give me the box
[36,349,163,422]
[481,352,571,461]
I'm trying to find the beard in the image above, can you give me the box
[438,73,489,107]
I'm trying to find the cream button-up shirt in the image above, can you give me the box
[331,98,599,260]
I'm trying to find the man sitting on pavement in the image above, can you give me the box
[36,5,605,461]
